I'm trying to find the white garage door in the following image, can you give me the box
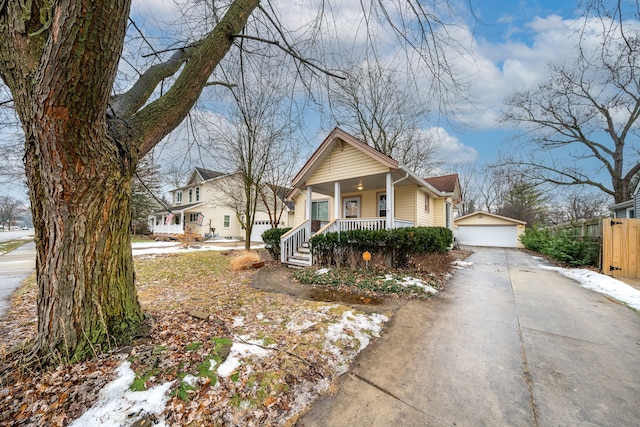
[456,225,518,248]
[250,220,271,242]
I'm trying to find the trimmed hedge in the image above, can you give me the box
[310,226,453,268]
[261,227,291,260]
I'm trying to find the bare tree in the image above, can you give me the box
[500,9,640,204]
[449,163,480,216]
[547,188,611,224]
[0,0,470,362]
[329,62,441,175]
[210,55,293,249]
[259,143,299,229]
[0,195,25,230]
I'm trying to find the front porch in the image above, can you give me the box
[280,217,414,267]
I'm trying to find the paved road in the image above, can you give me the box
[0,229,34,243]
[0,240,36,317]
[298,248,640,427]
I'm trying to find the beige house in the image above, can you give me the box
[281,128,462,266]
[454,211,527,248]
[149,168,294,242]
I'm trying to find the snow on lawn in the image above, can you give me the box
[69,361,173,427]
[131,241,264,256]
[381,274,438,294]
[216,337,274,378]
[541,265,640,311]
[324,310,388,375]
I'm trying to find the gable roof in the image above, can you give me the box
[455,211,527,225]
[194,167,226,182]
[425,174,459,193]
[290,127,399,188]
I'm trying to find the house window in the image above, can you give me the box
[188,188,193,203]
[311,200,329,221]
[378,193,387,217]
[195,187,200,201]
[223,215,231,228]
[189,213,200,223]
[175,191,183,203]
[425,194,430,212]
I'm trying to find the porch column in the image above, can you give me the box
[306,186,313,221]
[306,185,313,239]
[386,172,394,229]
[334,181,341,219]
[180,211,185,232]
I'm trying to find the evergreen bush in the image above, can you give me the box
[261,227,291,260]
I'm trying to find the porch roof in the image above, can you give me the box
[151,202,204,215]
[290,127,445,197]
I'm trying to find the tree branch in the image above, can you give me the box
[232,34,346,80]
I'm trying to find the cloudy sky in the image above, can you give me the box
[0,0,632,201]
[128,0,611,171]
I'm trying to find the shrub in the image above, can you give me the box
[261,227,291,260]
[520,227,599,267]
[545,233,599,267]
[310,226,453,267]
[519,227,551,253]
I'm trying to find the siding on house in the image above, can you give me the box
[306,143,389,186]
[416,190,435,226]
[394,185,416,223]
[431,198,446,226]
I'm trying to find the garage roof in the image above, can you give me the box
[455,211,527,226]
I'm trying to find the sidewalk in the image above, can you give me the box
[0,241,36,318]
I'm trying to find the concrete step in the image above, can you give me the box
[285,258,312,268]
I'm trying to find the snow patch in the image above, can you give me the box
[381,274,438,294]
[217,339,273,378]
[452,260,474,269]
[69,361,172,427]
[324,311,388,375]
[541,265,640,311]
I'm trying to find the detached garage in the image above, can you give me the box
[454,212,526,248]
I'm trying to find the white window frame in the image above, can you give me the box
[175,191,183,203]
[223,215,231,228]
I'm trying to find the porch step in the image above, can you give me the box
[285,257,312,269]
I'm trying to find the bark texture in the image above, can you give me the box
[0,0,260,362]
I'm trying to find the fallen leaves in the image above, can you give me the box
[0,249,397,426]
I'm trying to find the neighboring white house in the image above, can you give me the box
[148,167,294,241]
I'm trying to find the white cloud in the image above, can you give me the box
[424,127,479,164]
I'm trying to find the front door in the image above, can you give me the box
[343,197,361,219]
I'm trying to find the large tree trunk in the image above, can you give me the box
[25,131,143,361]
[0,0,260,363]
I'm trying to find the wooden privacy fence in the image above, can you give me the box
[602,218,640,279]
[546,218,640,278]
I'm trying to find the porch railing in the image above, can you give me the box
[318,217,414,234]
[280,220,311,263]
[151,224,184,234]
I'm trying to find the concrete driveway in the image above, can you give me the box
[297,248,640,427]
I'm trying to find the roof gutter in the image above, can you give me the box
[398,165,445,196]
